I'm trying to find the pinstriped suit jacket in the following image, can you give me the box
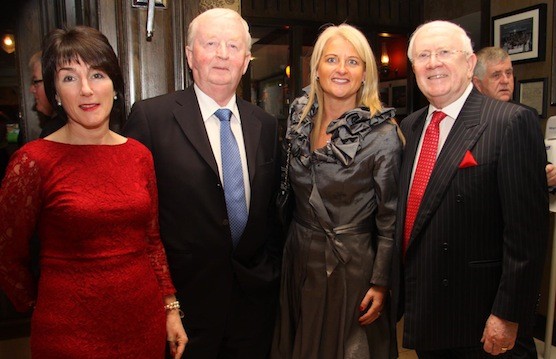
[394,89,549,350]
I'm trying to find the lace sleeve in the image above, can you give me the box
[0,150,41,312]
[143,154,176,297]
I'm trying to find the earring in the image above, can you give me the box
[316,76,319,81]
[57,101,62,106]
[114,94,118,100]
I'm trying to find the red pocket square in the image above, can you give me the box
[459,150,478,169]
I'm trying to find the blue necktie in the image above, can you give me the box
[215,108,248,247]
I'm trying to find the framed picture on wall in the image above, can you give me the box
[492,4,547,64]
[517,78,547,118]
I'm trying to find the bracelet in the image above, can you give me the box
[164,301,185,318]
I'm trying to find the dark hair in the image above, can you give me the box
[41,26,125,126]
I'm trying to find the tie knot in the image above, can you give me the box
[431,111,447,125]
[215,108,232,122]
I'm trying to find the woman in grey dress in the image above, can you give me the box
[271,24,402,359]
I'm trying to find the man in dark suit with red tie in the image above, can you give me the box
[394,20,548,358]
[124,8,281,358]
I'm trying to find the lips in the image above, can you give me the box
[427,74,447,80]
[79,103,100,111]
[331,78,349,84]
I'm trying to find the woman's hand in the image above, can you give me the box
[358,285,387,326]
[166,310,188,359]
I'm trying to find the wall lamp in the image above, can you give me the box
[1,33,15,54]
[379,42,390,77]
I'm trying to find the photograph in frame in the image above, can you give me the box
[517,78,547,118]
[492,4,546,64]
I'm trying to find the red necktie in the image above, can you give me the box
[403,111,447,256]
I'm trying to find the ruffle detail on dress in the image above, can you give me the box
[286,92,395,167]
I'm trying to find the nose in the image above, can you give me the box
[337,61,347,74]
[426,53,442,68]
[216,43,228,59]
[500,74,511,84]
[80,79,93,96]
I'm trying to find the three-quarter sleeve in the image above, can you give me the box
[143,153,176,297]
[0,150,42,312]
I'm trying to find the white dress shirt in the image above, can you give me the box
[194,84,251,209]
[409,83,474,187]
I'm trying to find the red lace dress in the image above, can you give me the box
[0,138,176,358]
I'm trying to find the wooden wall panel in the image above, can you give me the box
[243,0,423,31]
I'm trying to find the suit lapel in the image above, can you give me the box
[237,99,261,184]
[172,87,219,177]
[407,90,488,251]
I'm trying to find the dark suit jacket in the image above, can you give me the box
[393,89,548,350]
[123,86,281,343]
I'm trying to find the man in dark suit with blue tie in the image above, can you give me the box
[124,8,281,358]
[394,20,548,358]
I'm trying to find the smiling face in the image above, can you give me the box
[411,27,476,109]
[186,14,251,105]
[473,57,514,102]
[317,36,365,107]
[55,58,115,130]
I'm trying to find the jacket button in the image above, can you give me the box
[222,219,229,226]
[456,194,463,203]
[216,183,221,188]
[443,242,448,251]
[442,279,449,287]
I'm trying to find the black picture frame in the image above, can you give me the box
[517,78,547,118]
[492,4,547,64]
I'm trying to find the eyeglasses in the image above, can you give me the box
[414,49,468,64]
[31,79,44,87]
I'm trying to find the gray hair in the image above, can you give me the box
[407,20,473,62]
[187,8,252,52]
[474,46,510,79]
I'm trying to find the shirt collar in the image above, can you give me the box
[428,82,474,120]
[194,84,240,123]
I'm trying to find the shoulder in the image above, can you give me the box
[238,97,275,122]
[131,88,193,112]
[125,138,153,157]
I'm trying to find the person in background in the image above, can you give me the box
[271,24,402,359]
[124,8,281,359]
[395,20,548,358]
[28,51,65,138]
[472,46,514,102]
[472,46,556,188]
[0,26,187,358]
[473,46,547,359]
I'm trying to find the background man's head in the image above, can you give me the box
[29,51,54,117]
[472,47,514,102]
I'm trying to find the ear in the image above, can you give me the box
[472,76,482,92]
[242,52,251,75]
[186,46,193,69]
[466,53,477,79]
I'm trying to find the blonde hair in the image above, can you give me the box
[302,24,382,143]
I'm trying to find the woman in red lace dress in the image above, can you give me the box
[0,26,187,358]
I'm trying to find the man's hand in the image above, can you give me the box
[481,314,518,356]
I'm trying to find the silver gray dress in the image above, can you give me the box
[271,93,402,359]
